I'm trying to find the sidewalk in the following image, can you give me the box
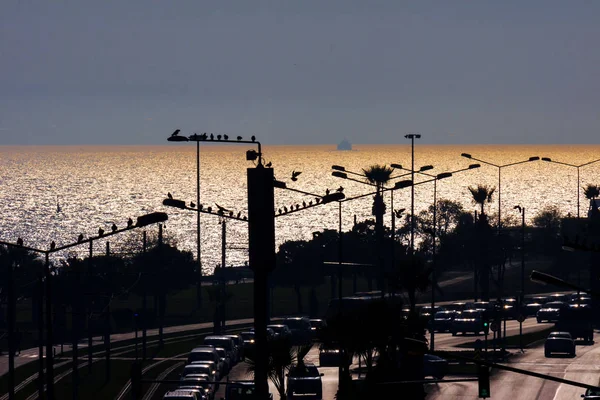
[0,317,254,377]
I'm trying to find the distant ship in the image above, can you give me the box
[337,139,352,151]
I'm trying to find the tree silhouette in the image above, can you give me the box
[583,184,600,200]
[468,184,496,218]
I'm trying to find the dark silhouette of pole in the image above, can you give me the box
[44,252,55,400]
[247,166,275,400]
[220,217,227,333]
[72,259,80,400]
[105,242,111,382]
[87,242,93,374]
[7,258,15,400]
[142,231,147,361]
[196,140,202,309]
[430,179,437,352]
[38,264,44,400]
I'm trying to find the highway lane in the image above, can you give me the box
[426,332,600,400]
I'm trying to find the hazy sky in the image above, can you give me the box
[1,1,599,145]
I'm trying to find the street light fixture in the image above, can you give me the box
[460,153,540,230]
[167,130,262,309]
[405,134,422,253]
[541,157,600,218]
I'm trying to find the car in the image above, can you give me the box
[523,302,543,317]
[537,301,568,323]
[451,310,485,335]
[225,382,274,400]
[224,334,244,362]
[419,305,444,319]
[444,302,467,312]
[318,342,342,367]
[556,304,594,343]
[470,301,492,312]
[203,336,236,365]
[423,354,448,380]
[286,363,323,399]
[163,389,205,400]
[178,374,213,399]
[283,317,313,344]
[214,347,231,373]
[430,311,456,333]
[548,293,569,303]
[187,347,221,371]
[182,363,218,381]
[581,387,600,399]
[544,331,576,357]
[309,319,327,339]
[240,331,255,359]
[189,359,221,381]
[267,324,293,342]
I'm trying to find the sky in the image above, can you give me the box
[1,1,599,145]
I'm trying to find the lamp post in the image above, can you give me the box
[541,157,600,218]
[514,205,525,351]
[460,153,540,230]
[167,131,262,310]
[405,134,422,253]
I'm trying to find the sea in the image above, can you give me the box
[1,144,599,275]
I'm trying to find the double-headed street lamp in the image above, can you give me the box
[167,130,262,309]
[460,153,540,230]
[405,134,422,254]
[541,157,600,218]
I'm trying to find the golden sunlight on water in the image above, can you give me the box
[0,144,599,274]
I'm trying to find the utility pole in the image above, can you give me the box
[248,165,275,400]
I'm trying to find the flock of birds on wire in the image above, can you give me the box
[171,129,256,143]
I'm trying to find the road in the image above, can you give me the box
[426,332,600,400]
[220,319,555,400]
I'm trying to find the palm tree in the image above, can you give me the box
[468,184,496,218]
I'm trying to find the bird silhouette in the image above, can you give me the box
[171,129,180,137]
[218,209,224,216]
[291,170,302,181]
[251,135,256,142]
[337,186,344,193]
[210,133,214,140]
[127,218,133,227]
[316,198,321,204]
[237,136,242,141]
[217,134,222,140]
[224,134,229,140]
[266,161,272,168]
[168,192,173,199]
[237,211,241,218]
[283,206,288,213]
[77,234,84,243]
[200,133,208,140]
[190,202,196,208]
[309,201,313,206]
[303,201,306,207]
[216,204,229,213]
[50,241,56,250]
[207,206,212,213]
[98,228,105,237]
[199,204,203,211]
[243,216,247,220]
[111,223,118,232]
[229,211,233,217]
[325,188,330,195]
[278,208,282,214]
[17,237,23,246]
[296,204,300,210]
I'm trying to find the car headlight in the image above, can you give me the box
[250,339,255,343]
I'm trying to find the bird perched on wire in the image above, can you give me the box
[207,206,212,213]
[217,134,222,140]
[266,161,272,168]
[316,198,321,204]
[229,211,234,217]
[198,204,203,211]
[171,129,180,137]
[251,135,256,142]
[77,234,84,243]
[224,134,229,140]
[98,227,105,237]
[283,206,288,213]
[17,237,23,246]
[237,211,241,218]
[168,192,173,199]
[111,223,118,232]
[325,188,330,195]
[337,186,344,193]
[216,204,229,214]
[302,201,306,207]
[190,202,196,208]
[200,133,208,140]
[210,133,214,140]
[291,170,302,181]
[127,218,133,227]
[237,136,242,141]
[50,241,56,250]
[309,200,313,206]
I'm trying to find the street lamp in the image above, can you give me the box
[167,130,262,309]
[541,157,600,218]
[405,134,422,253]
[461,153,539,230]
